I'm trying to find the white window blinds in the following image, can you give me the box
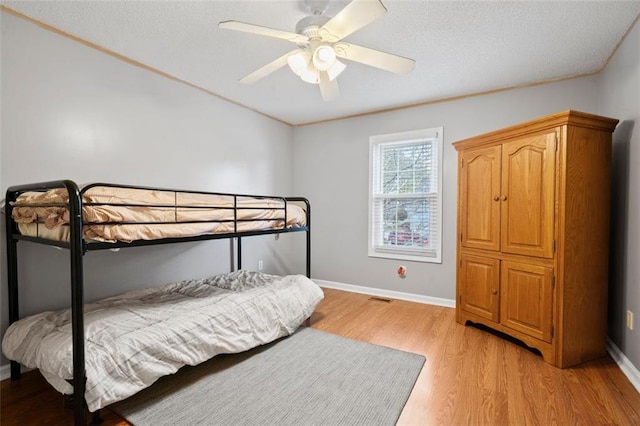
[369,128,443,263]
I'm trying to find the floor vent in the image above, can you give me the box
[369,296,392,303]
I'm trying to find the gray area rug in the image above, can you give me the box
[112,327,425,425]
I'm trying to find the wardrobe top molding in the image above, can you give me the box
[452,110,619,151]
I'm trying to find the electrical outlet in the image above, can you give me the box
[258,260,263,271]
[397,265,407,278]
[627,310,634,330]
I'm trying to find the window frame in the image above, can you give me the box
[368,127,443,264]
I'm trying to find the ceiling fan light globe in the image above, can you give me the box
[312,45,337,71]
[327,59,346,81]
[287,51,310,77]
[300,68,319,84]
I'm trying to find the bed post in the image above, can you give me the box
[5,188,21,380]
[284,197,311,278]
[64,181,87,426]
[237,237,242,270]
[306,200,311,279]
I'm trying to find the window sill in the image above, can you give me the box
[368,250,441,264]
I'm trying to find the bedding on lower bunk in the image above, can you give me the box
[1,270,324,412]
[11,184,306,243]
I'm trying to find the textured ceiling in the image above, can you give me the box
[3,0,640,125]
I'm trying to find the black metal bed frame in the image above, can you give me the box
[4,179,311,426]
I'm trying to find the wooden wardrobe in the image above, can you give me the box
[453,110,618,368]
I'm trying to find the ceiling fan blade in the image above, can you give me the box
[219,20,309,44]
[239,50,300,84]
[320,0,387,41]
[336,43,415,74]
[319,71,340,101]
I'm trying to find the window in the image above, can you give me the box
[369,127,443,263]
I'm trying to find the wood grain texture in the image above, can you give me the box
[500,132,556,259]
[2,288,640,425]
[460,254,500,321]
[455,110,618,368]
[313,289,640,426]
[557,125,613,367]
[452,110,619,151]
[460,146,502,251]
[500,260,553,342]
[458,302,556,365]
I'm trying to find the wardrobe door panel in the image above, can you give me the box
[501,132,556,258]
[460,146,502,251]
[459,254,500,322]
[500,260,553,342]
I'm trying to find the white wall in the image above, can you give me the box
[293,77,599,299]
[2,7,637,376]
[598,19,640,370]
[293,19,640,373]
[0,12,303,364]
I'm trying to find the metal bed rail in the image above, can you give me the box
[4,179,311,425]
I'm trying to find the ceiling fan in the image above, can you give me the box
[219,0,415,101]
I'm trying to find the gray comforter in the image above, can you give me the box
[2,270,324,411]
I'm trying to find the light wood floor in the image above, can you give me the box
[2,287,639,425]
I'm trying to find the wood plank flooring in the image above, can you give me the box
[2,287,639,425]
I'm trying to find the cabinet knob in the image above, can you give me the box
[501,195,507,201]
[493,196,500,201]
[491,288,498,295]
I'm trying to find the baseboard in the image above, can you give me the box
[314,278,639,393]
[2,295,634,394]
[314,278,456,308]
[0,363,9,381]
[607,339,640,394]
[0,363,33,381]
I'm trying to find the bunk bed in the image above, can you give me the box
[2,180,319,425]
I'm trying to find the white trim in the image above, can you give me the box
[315,278,455,308]
[0,364,32,381]
[368,250,437,263]
[607,338,640,394]
[0,317,636,396]
[368,127,444,264]
[314,280,639,393]
[0,364,9,381]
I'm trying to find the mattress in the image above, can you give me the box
[1,270,324,412]
[11,185,306,243]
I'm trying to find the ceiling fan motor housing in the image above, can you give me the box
[295,14,331,37]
